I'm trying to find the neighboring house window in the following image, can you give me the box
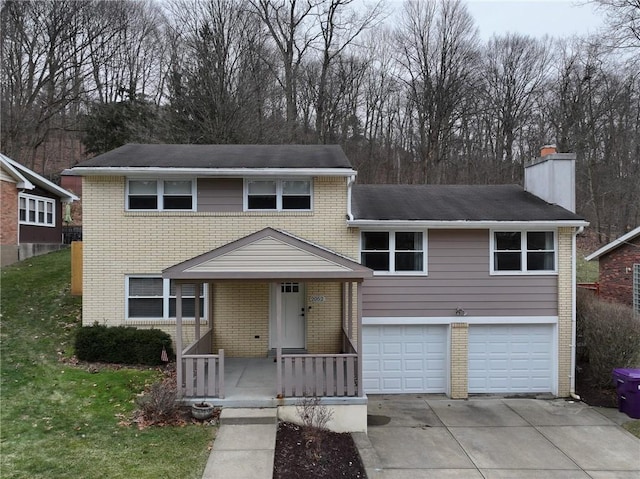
[18,193,55,227]
[633,264,639,315]
[245,179,312,211]
[491,231,556,273]
[360,231,425,274]
[127,180,194,211]
[126,276,205,319]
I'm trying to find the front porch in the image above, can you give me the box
[163,228,372,407]
[180,356,366,407]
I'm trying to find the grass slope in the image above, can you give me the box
[1,250,213,478]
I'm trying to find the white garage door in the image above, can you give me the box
[363,325,447,393]
[468,324,554,393]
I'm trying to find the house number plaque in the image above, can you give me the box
[309,295,326,303]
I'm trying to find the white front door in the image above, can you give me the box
[270,282,306,349]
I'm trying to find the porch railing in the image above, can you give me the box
[281,353,358,397]
[180,330,224,398]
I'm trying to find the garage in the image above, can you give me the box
[362,324,447,393]
[468,324,555,394]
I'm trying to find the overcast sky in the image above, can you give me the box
[465,0,605,40]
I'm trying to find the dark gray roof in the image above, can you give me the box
[352,184,585,222]
[73,144,353,169]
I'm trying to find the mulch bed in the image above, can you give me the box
[273,421,366,479]
[575,361,618,408]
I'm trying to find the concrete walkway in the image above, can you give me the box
[201,397,639,479]
[360,396,640,479]
[201,408,277,479]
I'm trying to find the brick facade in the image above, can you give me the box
[598,236,640,308]
[81,176,359,354]
[1,179,18,245]
[1,178,19,266]
[450,322,469,399]
[557,227,574,397]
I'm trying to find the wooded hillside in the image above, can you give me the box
[1,0,638,240]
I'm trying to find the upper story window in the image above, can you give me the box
[245,179,312,211]
[127,179,195,211]
[19,193,55,227]
[491,230,556,274]
[126,276,206,320]
[361,231,426,274]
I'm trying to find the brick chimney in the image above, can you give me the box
[524,146,576,213]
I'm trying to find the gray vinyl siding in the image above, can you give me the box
[197,178,243,212]
[362,229,558,317]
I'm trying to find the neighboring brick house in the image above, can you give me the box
[1,153,78,266]
[585,226,640,312]
[67,144,587,430]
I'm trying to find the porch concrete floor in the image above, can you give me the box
[193,357,280,408]
[193,357,367,408]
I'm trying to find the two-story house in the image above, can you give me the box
[68,144,587,431]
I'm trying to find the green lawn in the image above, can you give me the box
[1,250,213,478]
[577,248,599,283]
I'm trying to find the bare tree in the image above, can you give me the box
[592,0,640,50]
[480,33,550,181]
[249,0,321,140]
[313,0,385,142]
[394,0,479,183]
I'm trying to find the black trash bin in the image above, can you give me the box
[612,368,640,419]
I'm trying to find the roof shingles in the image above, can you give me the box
[351,184,584,222]
[74,144,353,169]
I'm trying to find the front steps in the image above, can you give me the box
[220,407,278,425]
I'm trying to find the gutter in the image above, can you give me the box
[65,166,358,178]
[570,225,585,401]
[347,219,590,229]
[346,175,356,221]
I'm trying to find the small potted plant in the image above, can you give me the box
[191,401,214,420]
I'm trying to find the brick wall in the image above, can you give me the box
[81,175,359,351]
[450,322,468,399]
[1,179,19,266]
[557,227,573,397]
[1,179,18,245]
[598,236,640,307]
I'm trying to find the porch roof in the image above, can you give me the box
[162,227,372,281]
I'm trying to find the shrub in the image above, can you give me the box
[75,324,174,365]
[135,380,180,426]
[577,290,640,388]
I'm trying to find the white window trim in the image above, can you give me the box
[490,229,558,275]
[360,230,428,276]
[125,275,207,320]
[125,179,197,211]
[243,178,313,211]
[18,192,55,227]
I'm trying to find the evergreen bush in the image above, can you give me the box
[75,324,174,365]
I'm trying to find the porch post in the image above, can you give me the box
[347,282,353,340]
[194,282,201,340]
[175,283,183,398]
[275,282,283,396]
[357,281,364,397]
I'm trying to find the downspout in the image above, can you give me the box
[346,175,355,221]
[570,226,584,401]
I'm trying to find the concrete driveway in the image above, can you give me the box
[355,395,640,479]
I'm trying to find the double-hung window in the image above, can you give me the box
[18,193,55,227]
[361,231,425,274]
[127,276,205,320]
[127,180,194,211]
[245,179,312,211]
[492,230,556,273]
